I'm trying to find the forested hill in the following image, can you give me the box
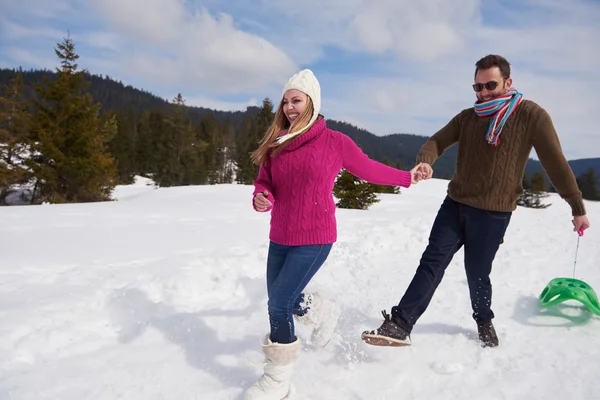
[1,67,598,186]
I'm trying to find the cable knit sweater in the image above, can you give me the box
[252,118,412,246]
[416,99,586,216]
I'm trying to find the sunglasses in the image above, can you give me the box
[472,81,500,92]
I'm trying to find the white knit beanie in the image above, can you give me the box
[276,69,321,143]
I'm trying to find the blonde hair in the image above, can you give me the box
[250,96,315,166]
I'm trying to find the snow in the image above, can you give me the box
[1,177,599,399]
[3,188,33,205]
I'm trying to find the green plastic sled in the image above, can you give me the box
[539,277,600,316]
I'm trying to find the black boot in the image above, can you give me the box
[477,321,498,347]
[361,310,411,346]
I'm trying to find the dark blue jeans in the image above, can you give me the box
[391,196,511,332]
[266,241,332,343]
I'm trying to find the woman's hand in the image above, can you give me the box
[254,190,272,211]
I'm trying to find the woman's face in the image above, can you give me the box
[282,89,308,124]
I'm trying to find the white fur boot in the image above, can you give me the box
[244,335,301,400]
[295,292,340,347]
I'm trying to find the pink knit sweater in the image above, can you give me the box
[252,118,412,246]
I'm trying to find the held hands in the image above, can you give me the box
[410,163,434,184]
[254,190,272,212]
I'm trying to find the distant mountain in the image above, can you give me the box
[525,157,600,190]
[526,158,600,179]
[1,67,598,186]
[324,121,459,178]
[327,117,600,186]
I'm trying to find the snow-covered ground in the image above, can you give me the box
[1,177,599,399]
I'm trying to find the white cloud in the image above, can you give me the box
[92,0,184,44]
[80,31,122,53]
[90,0,298,95]
[267,0,597,160]
[471,26,600,75]
[320,62,599,159]
[372,90,398,112]
[264,0,480,62]
[2,0,74,19]
[1,0,598,160]
[0,19,65,40]
[2,48,57,70]
[348,8,395,54]
[348,0,478,61]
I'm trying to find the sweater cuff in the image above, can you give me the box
[398,171,412,188]
[416,153,435,165]
[266,193,275,207]
[252,193,274,212]
[567,198,586,216]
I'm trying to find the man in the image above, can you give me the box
[361,54,591,348]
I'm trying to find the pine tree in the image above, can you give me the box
[109,107,137,185]
[333,169,380,210]
[135,109,162,177]
[0,72,32,203]
[370,157,401,194]
[576,168,600,201]
[235,116,257,184]
[198,112,222,184]
[522,174,531,190]
[517,172,551,209]
[153,94,207,187]
[27,35,117,203]
[178,96,208,185]
[219,120,235,183]
[154,95,185,186]
[530,171,548,192]
[236,98,273,184]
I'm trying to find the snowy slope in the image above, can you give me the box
[1,178,598,399]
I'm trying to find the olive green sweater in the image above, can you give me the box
[416,100,586,216]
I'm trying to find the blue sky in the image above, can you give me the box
[1,0,599,160]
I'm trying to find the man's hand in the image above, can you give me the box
[572,215,590,234]
[415,163,433,180]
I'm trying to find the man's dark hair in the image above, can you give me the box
[475,54,511,79]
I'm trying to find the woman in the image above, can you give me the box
[246,69,422,399]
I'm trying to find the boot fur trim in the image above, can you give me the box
[262,335,301,365]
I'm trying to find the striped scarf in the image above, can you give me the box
[474,88,523,146]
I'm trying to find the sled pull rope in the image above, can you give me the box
[573,228,584,278]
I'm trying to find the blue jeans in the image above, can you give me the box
[391,196,511,332]
[266,241,332,343]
